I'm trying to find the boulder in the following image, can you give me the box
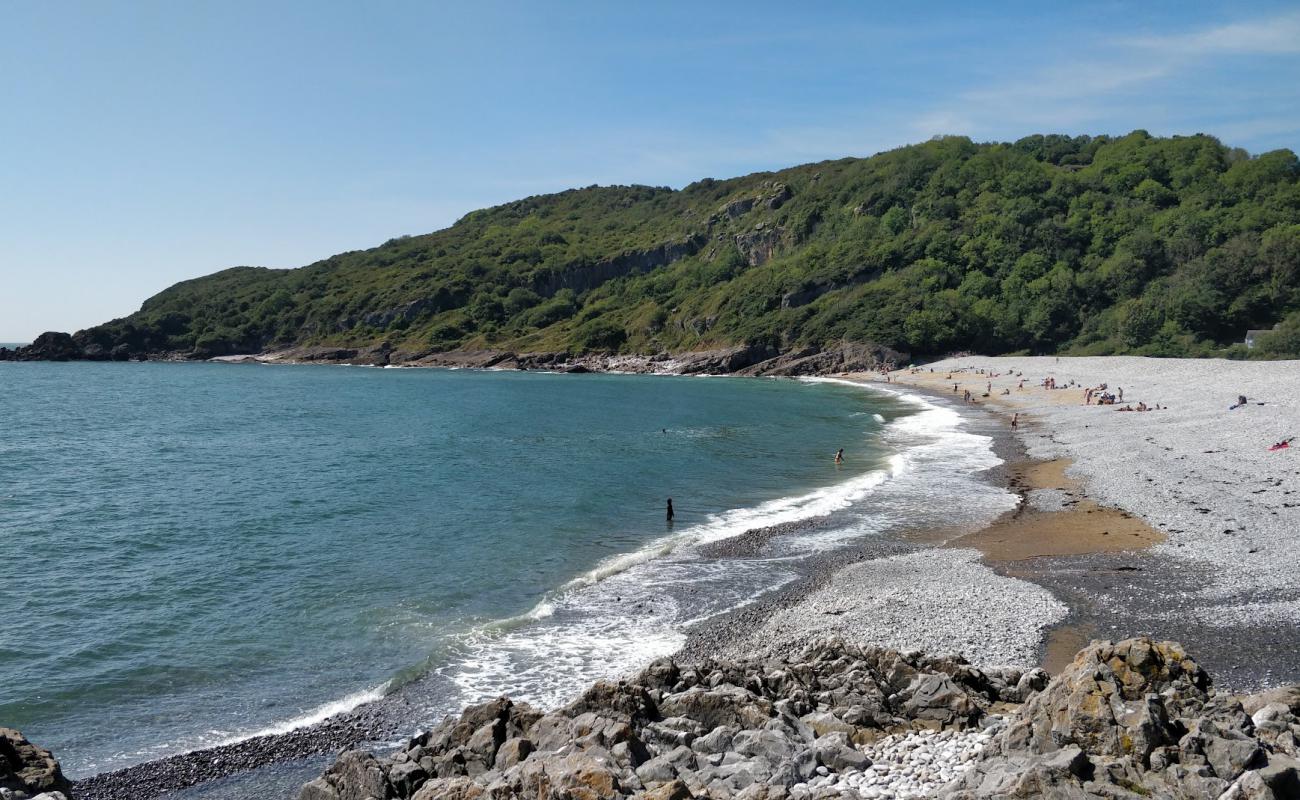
[998,638,1208,763]
[0,729,73,800]
[493,737,533,771]
[899,673,981,728]
[642,777,694,800]
[410,776,484,800]
[658,685,773,731]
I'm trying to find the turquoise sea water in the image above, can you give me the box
[0,362,980,778]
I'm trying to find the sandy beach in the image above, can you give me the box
[683,356,1300,696]
[874,356,1300,687]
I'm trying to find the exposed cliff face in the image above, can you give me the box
[532,235,708,298]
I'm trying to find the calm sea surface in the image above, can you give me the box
[0,362,978,777]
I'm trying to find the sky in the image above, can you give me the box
[2,1,1299,341]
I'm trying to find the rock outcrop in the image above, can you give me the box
[297,638,1041,800]
[946,639,1300,799]
[1,727,72,800]
[0,332,82,362]
[299,638,1300,800]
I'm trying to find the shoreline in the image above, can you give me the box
[70,357,1300,798]
[71,374,932,799]
[872,358,1300,691]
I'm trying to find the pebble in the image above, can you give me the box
[821,720,1001,799]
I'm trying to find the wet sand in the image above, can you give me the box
[953,456,1165,561]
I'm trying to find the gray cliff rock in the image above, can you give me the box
[946,638,1300,799]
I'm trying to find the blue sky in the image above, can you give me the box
[2,1,1299,341]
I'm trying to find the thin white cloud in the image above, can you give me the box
[1123,11,1300,55]
[913,10,1300,145]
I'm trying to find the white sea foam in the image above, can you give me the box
[428,378,1017,717]
[212,684,390,747]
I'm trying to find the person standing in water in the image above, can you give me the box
[834,448,844,464]
[666,497,674,523]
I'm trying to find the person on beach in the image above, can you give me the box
[666,498,674,523]
[835,448,844,464]
[1011,413,1019,430]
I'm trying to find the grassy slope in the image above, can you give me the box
[75,132,1300,360]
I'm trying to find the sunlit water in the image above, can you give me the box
[0,362,1028,780]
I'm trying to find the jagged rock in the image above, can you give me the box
[636,754,680,785]
[810,732,869,772]
[493,737,533,771]
[302,638,1300,800]
[900,673,981,728]
[410,776,483,800]
[0,728,73,800]
[998,638,1209,763]
[299,750,394,800]
[691,726,737,755]
[643,777,693,800]
[565,680,656,721]
[658,686,773,731]
[386,760,427,797]
[3,332,82,361]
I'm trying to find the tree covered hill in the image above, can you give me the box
[33,132,1300,361]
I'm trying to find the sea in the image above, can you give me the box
[0,361,1013,794]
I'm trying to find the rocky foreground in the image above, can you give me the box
[10,638,1299,800]
[295,638,1299,800]
[1,727,72,800]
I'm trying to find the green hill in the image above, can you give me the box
[31,132,1300,361]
